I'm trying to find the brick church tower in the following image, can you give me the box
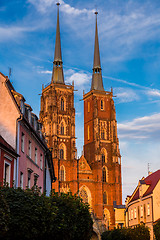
[40,4,123,233]
[40,3,78,193]
[79,12,122,229]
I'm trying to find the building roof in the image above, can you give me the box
[0,135,19,157]
[130,170,160,203]
[91,12,105,92]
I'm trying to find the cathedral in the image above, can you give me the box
[40,3,122,237]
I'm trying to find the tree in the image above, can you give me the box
[0,185,93,240]
[153,220,160,240]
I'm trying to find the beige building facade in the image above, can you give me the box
[125,170,160,240]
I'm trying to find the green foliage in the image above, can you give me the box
[153,219,160,240]
[0,185,93,240]
[101,224,150,240]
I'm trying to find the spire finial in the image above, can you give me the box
[91,11,104,91]
[51,2,64,84]
[54,2,62,63]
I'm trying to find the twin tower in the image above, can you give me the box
[40,3,122,231]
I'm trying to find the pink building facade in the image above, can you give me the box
[0,72,55,194]
[0,135,19,187]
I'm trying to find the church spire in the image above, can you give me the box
[91,12,104,91]
[51,3,64,84]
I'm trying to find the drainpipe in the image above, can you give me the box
[16,115,23,188]
[77,157,79,194]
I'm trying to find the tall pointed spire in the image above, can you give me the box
[91,12,104,91]
[51,3,64,84]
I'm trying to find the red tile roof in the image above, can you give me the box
[130,170,160,203]
[143,170,160,197]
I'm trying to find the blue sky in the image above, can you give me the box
[1,0,160,202]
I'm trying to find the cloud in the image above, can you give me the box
[145,89,160,97]
[118,113,160,140]
[28,0,94,15]
[114,87,139,103]
[37,67,91,94]
[65,69,91,87]
[38,70,52,74]
[0,26,35,42]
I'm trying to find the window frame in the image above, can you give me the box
[28,140,32,158]
[4,161,11,186]
[21,132,25,152]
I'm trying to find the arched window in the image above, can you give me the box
[60,149,64,159]
[104,208,110,229]
[88,101,90,113]
[103,192,107,204]
[101,99,104,110]
[61,98,64,111]
[101,148,107,163]
[59,165,65,181]
[102,154,105,164]
[87,125,90,140]
[102,167,106,182]
[79,188,88,203]
[59,143,66,160]
[60,123,64,135]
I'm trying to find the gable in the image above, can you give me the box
[78,155,92,174]
[0,74,20,149]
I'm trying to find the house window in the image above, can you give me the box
[28,171,31,188]
[141,205,143,217]
[87,125,90,140]
[103,192,107,204]
[40,154,43,169]
[60,166,65,181]
[61,98,64,111]
[88,102,90,112]
[60,123,64,135]
[101,99,104,110]
[28,141,31,158]
[102,167,107,182]
[21,133,25,152]
[34,174,38,186]
[147,204,150,216]
[129,211,131,221]
[60,149,64,159]
[4,162,10,186]
[134,208,137,219]
[35,148,37,164]
[20,172,23,189]
[131,209,133,220]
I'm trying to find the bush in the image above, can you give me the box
[0,185,93,240]
[154,219,160,240]
[101,224,150,240]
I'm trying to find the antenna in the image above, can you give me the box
[148,163,150,175]
[9,67,12,79]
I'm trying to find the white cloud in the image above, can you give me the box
[118,113,160,140]
[145,89,160,97]
[114,87,139,103]
[65,69,91,86]
[38,70,52,74]
[28,0,94,15]
[0,26,35,42]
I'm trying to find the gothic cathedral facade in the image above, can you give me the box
[40,4,122,231]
